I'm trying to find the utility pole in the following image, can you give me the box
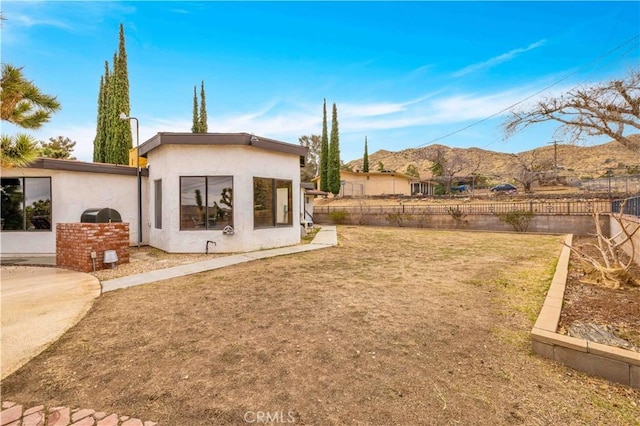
[548,140,561,176]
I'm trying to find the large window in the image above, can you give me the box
[253,177,292,228]
[1,177,52,231]
[180,176,233,230]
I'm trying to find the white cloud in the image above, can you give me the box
[10,13,72,30]
[2,1,136,38]
[452,39,547,77]
[20,76,572,163]
[146,80,566,144]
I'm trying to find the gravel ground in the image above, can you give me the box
[91,246,226,281]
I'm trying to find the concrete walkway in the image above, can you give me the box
[1,267,101,379]
[102,225,337,292]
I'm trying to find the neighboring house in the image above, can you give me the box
[0,132,308,255]
[314,170,435,197]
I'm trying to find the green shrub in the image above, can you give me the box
[386,212,413,227]
[495,209,534,232]
[447,206,467,226]
[328,210,349,224]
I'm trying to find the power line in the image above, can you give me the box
[347,34,639,171]
[417,34,639,148]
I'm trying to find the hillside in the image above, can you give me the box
[347,135,640,182]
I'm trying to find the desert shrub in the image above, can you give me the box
[386,212,413,227]
[415,213,430,228]
[447,206,467,226]
[327,210,349,224]
[495,209,534,232]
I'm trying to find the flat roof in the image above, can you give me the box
[139,133,308,162]
[11,158,149,176]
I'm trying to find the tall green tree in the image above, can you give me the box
[1,64,60,129]
[93,24,132,165]
[93,64,110,162]
[363,136,369,172]
[191,81,208,133]
[199,81,208,132]
[191,86,199,133]
[327,103,341,195]
[319,99,329,192]
[40,136,76,159]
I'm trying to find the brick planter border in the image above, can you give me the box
[531,234,640,388]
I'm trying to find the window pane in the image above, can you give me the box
[253,177,273,228]
[25,177,51,230]
[154,179,162,229]
[207,176,233,230]
[0,178,24,231]
[275,180,292,225]
[181,177,206,229]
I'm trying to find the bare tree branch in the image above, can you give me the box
[503,69,640,151]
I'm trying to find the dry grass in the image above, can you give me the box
[2,227,639,425]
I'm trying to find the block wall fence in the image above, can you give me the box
[56,223,130,273]
[611,214,640,266]
[313,212,604,235]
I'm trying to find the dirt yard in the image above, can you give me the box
[2,227,639,425]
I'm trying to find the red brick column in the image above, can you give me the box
[56,223,130,273]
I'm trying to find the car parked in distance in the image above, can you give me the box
[451,184,470,193]
[490,183,517,194]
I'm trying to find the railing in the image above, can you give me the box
[612,195,640,217]
[579,174,640,195]
[315,200,612,216]
[303,209,314,223]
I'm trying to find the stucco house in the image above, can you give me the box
[0,132,308,255]
[314,170,435,197]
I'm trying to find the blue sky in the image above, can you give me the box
[2,1,639,163]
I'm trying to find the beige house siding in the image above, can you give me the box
[315,171,434,197]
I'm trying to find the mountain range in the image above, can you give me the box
[346,134,640,181]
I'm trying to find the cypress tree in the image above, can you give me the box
[199,80,208,133]
[104,52,119,164]
[363,136,369,173]
[328,103,341,195]
[113,23,132,164]
[93,74,105,162]
[94,23,132,165]
[191,86,199,133]
[319,99,329,192]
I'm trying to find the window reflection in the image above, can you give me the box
[180,176,233,230]
[1,177,51,231]
[254,177,292,228]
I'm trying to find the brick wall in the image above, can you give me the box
[56,223,130,272]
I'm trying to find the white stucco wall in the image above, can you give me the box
[1,167,148,254]
[146,144,302,253]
